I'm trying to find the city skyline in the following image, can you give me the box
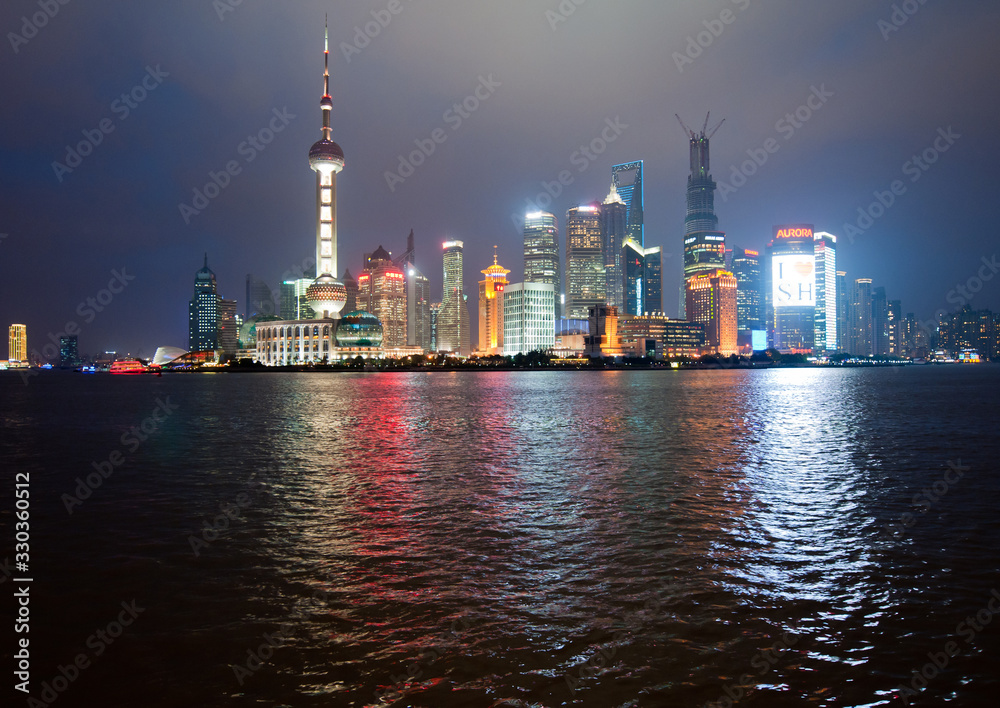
[1,2,998,355]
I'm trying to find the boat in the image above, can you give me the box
[109,359,153,375]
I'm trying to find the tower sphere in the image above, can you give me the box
[306,274,347,318]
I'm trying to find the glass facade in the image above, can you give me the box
[503,283,556,356]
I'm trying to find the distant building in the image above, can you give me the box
[678,121,724,316]
[245,275,275,318]
[731,248,763,346]
[523,211,561,319]
[686,269,738,356]
[565,204,605,319]
[437,240,471,355]
[478,252,510,355]
[836,270,850,352]
[341,268,358,314]
[503,282,555,356]
[888,299,902,355]
[280,278,316,321]
[218,298,239,357]
[623,241,664,316]
[618,315,705,359]
[429,302,441,353]
[849,278,874,356]
[59,335,80,368]
[601,184,628,309]
[8,324,27,364]
[872,286,889,356]
[358,245,407,348]
[189,254,220,352]
[813,231,838,352]
[405,264,431,351]
[585,305,625,357]
[612,161,644,247]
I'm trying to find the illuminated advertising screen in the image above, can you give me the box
[772,254,815,308]
[751,329,767,351]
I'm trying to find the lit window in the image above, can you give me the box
[321,206,332,221]
[321,188,332,204]
[321,224,332,239]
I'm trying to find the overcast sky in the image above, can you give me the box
[2,0,999,357]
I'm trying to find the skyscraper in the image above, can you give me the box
[245,275,275,318]
[612,161,644,247]
[358,245,407,348]
[685,269,738,356]
[813,231,837,352]
[438,240,471,355]
[678,116,726,315]
[478,250,510,354]
[503,283,556,356]
[623,241,663,316]
[872,286,889,356]
[836,270,849,352]
[394,230,431,351]
[731,248,762,332]
[565,204,605,319]
[766,225,816,352]
[849,278,874,356]
[189,254,220,352]
[341,268,358,313]
[305,20,348,321]
[643,246,662,314]
[601,183,628,309]
[888,299,902,355]
[523,211,560,317]
[59,335,79,368]
[8,324,27,364]
[218,298,239,357]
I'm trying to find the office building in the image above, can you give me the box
[9,324,27,364]
[393,229,430,351]
[888,299,902,356]
[478,251,510,355]
[437,240,471,355]
[612,161,644,247]
[59,335,79,368]
[217,299,239,357]
[685,269,738,356]
[565,204,605,319]
[618,315,705,359]
[503,283,556,355]
[849,278,874,356]
[731,248,763,332]
[837,271,850,352]
[766,224,816,352]
[429,302,441,353]
[358,245,407,348]
[623,241,663,316]
[189,254,220,352]
[643,246,662,315]
[341,268,358,314]
[602,183,628,309]
[873,286,889,356]
[523,210,561,318]
[813,231,838,352]
[280,278,316,321]
[245,275,275,318]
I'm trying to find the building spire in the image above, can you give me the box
[203,252,208,268]
[493,245,498,266]
[321,15,332,141]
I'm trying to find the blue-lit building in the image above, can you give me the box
[189,254,220,352]
[612,161,644,247]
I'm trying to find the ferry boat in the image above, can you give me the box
[109,359,153,375]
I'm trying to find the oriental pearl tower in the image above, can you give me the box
[306,19,348,320]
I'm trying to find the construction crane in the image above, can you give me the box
[675,112,725,139]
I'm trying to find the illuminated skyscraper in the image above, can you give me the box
[8,324,27,364]
[523,211,560,317]
[643,246,662,314]
[341,268,358,313]
[849,278,874,356]
[813,231,837,352]
[623,241,662,316]
[888,299,902,355]
[766,225,816,352]
[565,204,605,319]
[836,270,849,351]
[503,283,556,355]
[612,161,644,247]
[305,20,348,320]
[731,248,762,331]
[189,254,220,352]
[601,183,628,309]
[685,269,738,356]
[393,229,430,349]
[478,250,510,354]
[438,240,471,355]
[59,335,79,368]
[358,245,407,348]
[872,286,889,356]
[218,298,239,357]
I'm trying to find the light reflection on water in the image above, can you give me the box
[3,367,1000,707]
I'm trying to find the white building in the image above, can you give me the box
[503,283,555,356]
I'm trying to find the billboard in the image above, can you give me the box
[772,254,815,308]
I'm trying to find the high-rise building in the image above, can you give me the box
[189,254,220,352]
[813,231,838,352]
[280,279,316,320]
[358,245,407,348]
[438,240,471,355]
[678,118,725,316]
[849,278,874,356]
[503,283,556,356]
[393,229,430,350]
[341,268,358,313]
[872,286,889,356]
[643,246,662,315]
[836,271,849,352]
[218,298,239,357]
[685,269,738,356]
[622,241,663,316]
[565,204,605,319]
[523,211,560,318]
[478,251,510,354]
[429,302,441,352]
[731,248,763,331]
[766,225,816,352]
[8,324,27,364]
[601,184,628,309]
[59,335,79,368]
[887,299,902,355]
[901,312,917,357]
[612,161,644,247]
[245,275,275,319]
[304,21,348,321]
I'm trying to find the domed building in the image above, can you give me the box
[336,311,384,349]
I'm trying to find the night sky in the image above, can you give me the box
[2,0,998,358]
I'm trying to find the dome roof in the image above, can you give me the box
[309,139,345,163]
[336,310,383,348]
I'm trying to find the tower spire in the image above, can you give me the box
[322,15,331,141]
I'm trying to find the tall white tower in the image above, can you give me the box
[306,18,348,320]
